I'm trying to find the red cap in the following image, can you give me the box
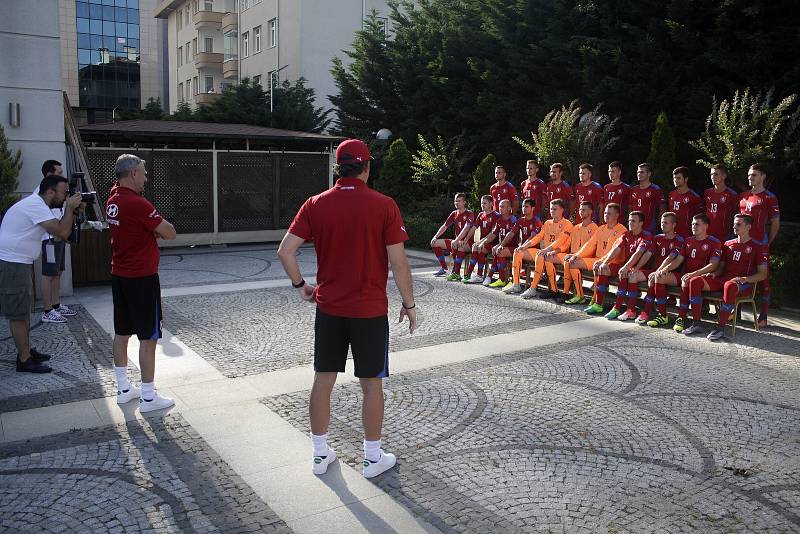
[335,139,372,164]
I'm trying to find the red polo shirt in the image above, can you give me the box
[106,185,163,277]
[288,178,409,318]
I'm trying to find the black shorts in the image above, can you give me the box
[41,240,66,276]
[111,274,163,340]
[314,308,389,378]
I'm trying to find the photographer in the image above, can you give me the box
[0,174,82,373]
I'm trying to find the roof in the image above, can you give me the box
[79,120,341,143]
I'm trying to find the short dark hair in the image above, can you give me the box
[608,161,622,170]
[481,194,492,203]
[638,163,652,172]
[496,165,508,173]
[38,174,67,195]
[334,161,368,178]
[672,166,690,179]
[661,211,677,223]
[41,160,62,177]
[522,198,535,207]
[454,192,467,201]
[526,159,539,166]
[749,163,767,175]
[605,202,620,214]
[734,213,753,226]
[550,198,565,209]
[629,210,645,223]
[693,213,711,225]
[711,163,728,174]
[551,162,564,171]
[579,201,593,209]
[579,163,593,174]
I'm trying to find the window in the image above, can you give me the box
[205,76,214,92]
[268,69,278,88]
[178,82,184,102]
[186,80,191,101]
[253,74,261,86]
[186,5,190,22]
[204,0,213,10]
[253,26,261,52]
[192,37,197,55]
[177,46,183,66]
[241,0,249,10]
[186,43,191,62]
[192,76,198,95]
[268,18,276,47]
[192,0,198,14]
[241,31,249,57]
[205,37,213,53]
[224,30,238,61]
[177,9,182,29]
[377,17,388,35]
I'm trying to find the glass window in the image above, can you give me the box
[186,80,191,100]
[102,5,114,20]
[90,18,103,34]
[178,83,184,102]
[105,35,118,50]
[116,22,127,36]
[177,46,183,66]
[205,76,214,92]
[102,0,114,6]
[128,38,139,49]
[90,49,101,64]
[204,1,213,10]
[127,8,138,22]
[77,18,90,33]
[192,37,197,55]
[77,2,90,18]
[91,34,103,49]
[127,23,138,39]
[89,3,103,18]
[78,33,91,49]
[88,0,102,4]
[205,37,213,53]
[78,49,91,64]
[103,20,115,35]
[114,7,126,21]
[241,31,248,57]
[253,74,261,86]
[268,18,276,47]
[127,0,138,8]
[193,77,198,95]
[254,25,261,52]
[115,0,127,6]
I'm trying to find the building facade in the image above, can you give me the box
[60,0,168,124]
[155,0,397,114]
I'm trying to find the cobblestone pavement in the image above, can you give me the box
[158,244,436,288]
[0,305,122,413]
[263,320,800,533]
[0,414,290,533]
[161,277,589,377]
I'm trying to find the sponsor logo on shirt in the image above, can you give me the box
[107,204,119,218]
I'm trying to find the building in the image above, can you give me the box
[155,0,398,114]
[59,0,168,124]
[0,0,66,192]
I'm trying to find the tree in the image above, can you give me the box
[271,78,332,133]
[373,138,415,210]
[690,88,797,187]
[0,123,22,214]
[169,101,195,121]
[141,97,166,120]
[647,112,677,190]
[410,134,466,196]
[513,101,619,179]
[470,153,496,211]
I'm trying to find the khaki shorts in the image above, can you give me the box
[0,260,33,320]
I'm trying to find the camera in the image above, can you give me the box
[69,172,96,203]
[80,191,96,203]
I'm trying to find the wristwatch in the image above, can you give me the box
[292,279,305,288]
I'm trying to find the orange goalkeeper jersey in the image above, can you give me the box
[526,217,573,251]
[575,222,627,260]
[569,221,598,253]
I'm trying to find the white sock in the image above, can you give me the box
[114,366,131,392]
[364,439,381,462]
[140,381,155,401]
[311,433,329,457]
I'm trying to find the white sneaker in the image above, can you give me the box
[481,277,493,287]
[520,287,537,299]
[116,385,141,404]
[464,275,483,284]
[56,304,77,316]
[139,392,175,413]
[617,310,637,321]
[41,309,67,323]
[312,446,337,475]
[363,450,397,478]
[502,283,522,294]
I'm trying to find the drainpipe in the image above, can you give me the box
[362,0,365,29]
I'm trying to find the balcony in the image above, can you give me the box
[222,12,238,34]
[223,59,238,79]
[194,51,224,69]
[195,92,222,105]
[193,10,224,30]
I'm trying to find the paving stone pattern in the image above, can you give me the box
[0,414,290,533]
[0,306,125,413]
[158,245,436,288]
[263,328,800,533]
[161,277,587,378]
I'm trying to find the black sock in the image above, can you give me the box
[44,308,52,313]
[53,303,60,309]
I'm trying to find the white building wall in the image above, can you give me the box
[0,0,66,193]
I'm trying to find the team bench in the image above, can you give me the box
[519,259,758,337]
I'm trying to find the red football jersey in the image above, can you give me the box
[615,230,653,263]
[474,210,500,243]
[574,181,604,211]
[668,188,702,238]
[490,181,518,212]
[443,209,474,239]
[738,189,780,245]
[492,215,519,247]
[721,239,769,279]
[106,185,163,277]
[679,236,722,273]
[512,215,542,243]
[288,177,408,318]
[545,181,574,205]
[603,181,630,211]
[649,233,684,268]
[629,184,666,234]
[704,186,739,242]
[520,178,546,215]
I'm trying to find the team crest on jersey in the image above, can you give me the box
[745,246,752,254]
[720,197,726,203]
[683,197,689,203]
[646,191,651,197]
[106,204,119,218]
[702,244,708,250]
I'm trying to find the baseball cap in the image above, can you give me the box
[335,139,373,164]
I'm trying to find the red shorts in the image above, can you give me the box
[701,275,753,296]
[445,238,474,250]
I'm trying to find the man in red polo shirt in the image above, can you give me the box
[106,154,176,413]
[278,139,417,480]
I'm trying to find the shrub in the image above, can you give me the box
[647,112,677,191]
[470,153,496,211]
